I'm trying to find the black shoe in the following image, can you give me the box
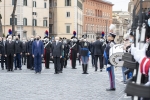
[59,71,62,73]
[85,64,88,74]
[54,72,59,74]
[31,68,34,70]
[7,69,10,72]
[95,68,97,72]
[14,68,17,70]
[100,69,102,72]
[106,88,116,91]
[19,68,22,70]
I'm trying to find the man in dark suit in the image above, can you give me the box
[32,35,44,74]
[5,36,16,71]
[14,36,23,70]
[22,38,27,65]
[0,37,5,70]
[93,36,103,72]
[52,37,62,74]
[27,37,34,70]
[63,39,70,68]
[90,40,95,67]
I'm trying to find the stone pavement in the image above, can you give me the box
[0,59,131,100]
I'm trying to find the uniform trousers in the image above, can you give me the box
[71,49,77,68]
[108,65,116,89]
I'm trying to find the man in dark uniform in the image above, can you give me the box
[22,38,27,65]
[5,36,16,71]
[80,35,90,74]
[14,36,23,70]
[104,24,116,91]
[44,38,52,69]
[27,36,34,70]
[93,36,103,72]
[70,36,78,69]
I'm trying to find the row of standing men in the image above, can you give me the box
[0,35,106,74]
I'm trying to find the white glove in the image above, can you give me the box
[107,64,111,68]
[77,53,79,57]
[110,42,114,47]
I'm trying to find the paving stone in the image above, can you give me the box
[0,59,130,100]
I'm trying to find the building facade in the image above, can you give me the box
[112,11,130,43]
[83,0,113,41]
[128,0,134,28]
[133,0,150,15]
[0,0,49,39]
[49,0,83,39]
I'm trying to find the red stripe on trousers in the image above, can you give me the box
[109,70,113,88]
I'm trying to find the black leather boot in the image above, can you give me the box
[85,64,88,74]
[82,64,85,74]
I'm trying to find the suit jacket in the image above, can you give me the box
[32,40,44,56]
[5,41,16,56]
[93,40,103,56]
[22,42,27,53]
[52,41,62,57]
[90,42,94,54]
[0,41,5,55]
[27,41,33,54]
[15,40,23,53]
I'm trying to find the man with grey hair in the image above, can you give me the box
[5,35,16,71]
[52,37,62,74]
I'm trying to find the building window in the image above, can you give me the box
[33,1,36,7]
[66,12,70,17]
[77,0,82,10]
[10,18,17,25]
[43,20,47,27]
[44,2,47,8]
[33,19,37,26]
[23,0,27,6]
[65,0,71,6]
[49,12,52,18]
[12,0,14,5]
[32,12,37,15]
[23,18,27,26]
[49,0,53,7]
[66,25,70,33]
